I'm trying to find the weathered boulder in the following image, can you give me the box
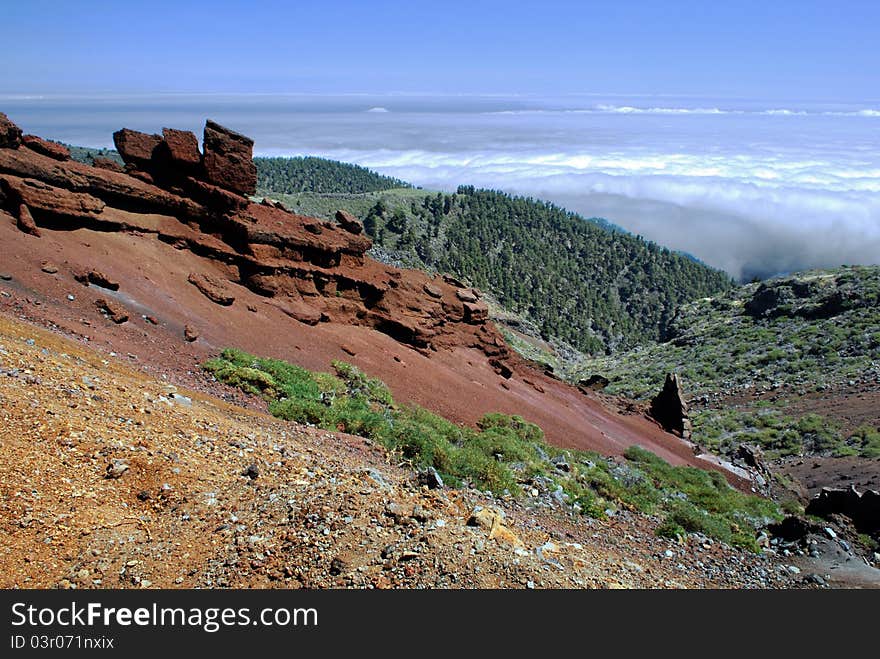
[188,272,235,306]
[202,120,256,195]
[0,113,22,148]
[649,373,691,439]
[74,268,120,291]
[456,288,479,303]
[113,129,163,169]
[22,135,70,161]
[272,299,322,325]
[423,282,443,299]
[335,209,364,234]
[161,128,201,169]
[95,298,129,324]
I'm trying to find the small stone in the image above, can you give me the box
[417,467,444,489]
[664,550,675,559]
[0,273,12,281]
[184,324,199,342]
[243,464,260,480]
[67,294,75,301]
[824,527,837,540]
[787,565,801,574]
[41,262,59,274]
[171,393,192,407]
[106,459,129,479]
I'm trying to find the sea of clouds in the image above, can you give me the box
[4,93,878,281]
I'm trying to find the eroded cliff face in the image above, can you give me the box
[0,113,513,373]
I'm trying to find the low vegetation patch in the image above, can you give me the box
[204,348,780,550]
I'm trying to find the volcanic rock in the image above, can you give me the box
[335,209,364,234]
[95,298,129,324]
[113,129,163,169]
[578,375,610,392]
[0,113,22,148]
[202,120,256,195]
[649,373,691,439]
[806,486,880,534]
[161,128,201,170]
[16,204,40,237]
[74,269,120,291]
[463,301,488,324]
[0,175,105,220]
[456,288,479,303]
[188,272,235,306]
[21,135,70,161]
[423,283,443,299]
[273,299,322,326]
[184,324,199,342]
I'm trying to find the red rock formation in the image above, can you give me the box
[161,128,201,169]
[22,135,70,161]
[113,129,163,169]
[16,204,40,237]
[336,209,364,234]
[0,113,22,148]
[0,117,519,381]
[202,120,256,195]
[92,157,124,173]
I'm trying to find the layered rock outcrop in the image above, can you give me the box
[0,114,516,369]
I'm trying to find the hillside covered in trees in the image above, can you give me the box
[255,156,411,194]
[356,186,733,353]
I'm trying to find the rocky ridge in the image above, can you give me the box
[0,113,509,372]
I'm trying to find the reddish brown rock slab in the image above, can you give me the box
[456,288,479,303]
[272,299,322,325]
[73,268,120,291]
[335,209,364,235]
[340,343,357,356]
[202,119,256,195]
[182,176,248,213]
[113,129,162,168]
[0,113,22,149]
[21,135,70,161]
[0,174,105,220]
[0,148,209,222]
[187,272,235,306]
[95,298,129,324]
[423,282,443,299]
[16,204,40,237]
[161,128,201,168]
[92,157,124,173]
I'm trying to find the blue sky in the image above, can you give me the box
[2,0,878,100]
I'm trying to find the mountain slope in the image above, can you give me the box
[577,266,880,463]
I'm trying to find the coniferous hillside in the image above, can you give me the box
[359,186,733,354]
[255,156,412,194]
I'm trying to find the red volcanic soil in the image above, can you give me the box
[0,114,735,483]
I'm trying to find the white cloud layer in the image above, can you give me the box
[7,94,879,281]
